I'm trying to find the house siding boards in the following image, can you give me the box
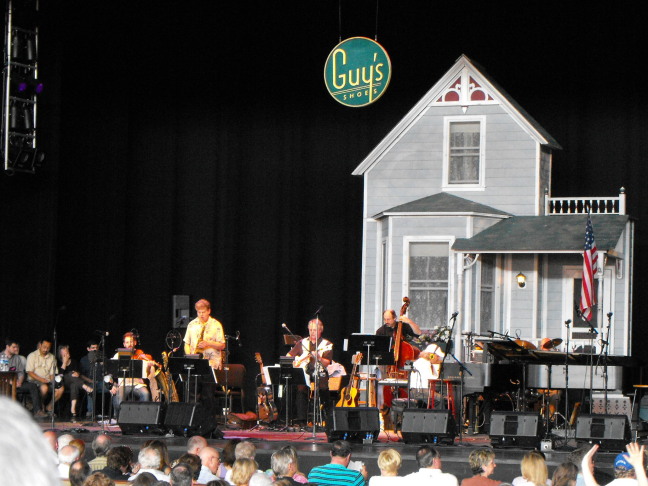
[364,104,539,219]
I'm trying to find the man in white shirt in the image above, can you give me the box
[197,447,222,484]
[129,447,170,482]
[404,445,458,486]
[409,343,444,405]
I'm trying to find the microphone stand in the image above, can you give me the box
[282,324,301,429]
[563,319,572,438]
[599,313,613,413]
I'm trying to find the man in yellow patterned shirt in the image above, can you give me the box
[183,299,225,370]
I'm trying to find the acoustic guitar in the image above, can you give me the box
[254,353,279,423]
[336,352,363,407]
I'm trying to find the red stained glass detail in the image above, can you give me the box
[444,92,460,102]
[471,91,486,101]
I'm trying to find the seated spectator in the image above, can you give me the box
[232,459,259,486]
[279,446,307,484]
[198,447,222,484]
[461,448,501,486]
[59,444,81,479]
[308,440,367,486]
[70,459,92,486]
[187,435,208,455]
[221,439,242,480]
[512,451,551,486]
[84,471,117,486]
[89,434,112,471]
[580,443,647,486]
[272,447,301,486]
[369,449,404,486]
[133,471,159,486]
[129,446,170,482]
[101,446,132,481]
[404,445,457,486]
[144,439,173,475]
[71,438,87,459]
[552,463,578,486]
[173,453,202,481]
[0,396,59,486]
[170,463,194,486]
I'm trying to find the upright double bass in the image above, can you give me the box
[391,297,420,373]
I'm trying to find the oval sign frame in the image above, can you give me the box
[323,36,391,108]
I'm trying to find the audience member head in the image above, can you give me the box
[250,472,273,486]
[199,447,222,475]
[133,471,158,486]
[107,446,132,473]
[60,444,81,465]
[0,397,60,486]
[235,441,257,460]
[207,480,231,486]
[71,438,86,459]
[170,463,194,486]
[143,439,171,471]
[232,458,259,486]
[329,440,353,466]
[520,450,549,486]
[69,459,92,486]
[614,452,637,479]
[83,472,116,486]
[469,448,496,477]
[222,439,241,467]
[272,480,293,486]
[92,434,112,457]
[43,429,58,452]
[187,435,208,454]
[59,433,75,448]
[174,453,201,480]
[552,462,579,486]
[377,449,402,476]
[415,445,440,469]
[271,448,295,478]
[139,446,163,471]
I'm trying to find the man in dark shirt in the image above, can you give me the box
[376,309,421,343]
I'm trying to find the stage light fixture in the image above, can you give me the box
[103,375,114,390]
[11,28,36,63]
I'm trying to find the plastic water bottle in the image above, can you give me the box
[0,352,9,372]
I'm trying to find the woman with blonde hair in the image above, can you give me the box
[232,458,259,486]
[369,449,403,486]
[461,448,501,486]
[512,451,551,486]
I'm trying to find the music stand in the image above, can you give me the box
[347,334,392,408]
[270,358,307,427]
[169,357,213,403]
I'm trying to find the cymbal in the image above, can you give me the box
[541,338,563,350]
[514,339,537,350]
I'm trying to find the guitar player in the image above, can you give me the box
[287,319,334,428]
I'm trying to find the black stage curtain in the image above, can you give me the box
[2,2,648,408]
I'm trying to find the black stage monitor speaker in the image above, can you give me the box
[164,402,220,438]
[489,411,540,449]
[575,414,630,452]
[328,407,380,443]
[401,409,456,444]
[118,401,165,435]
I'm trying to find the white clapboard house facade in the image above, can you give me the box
[353,54,634,362]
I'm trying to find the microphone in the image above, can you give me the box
[313,305,324,316]
[282,323,288,329]
[451,311,459,318]
[236,330,242,347]
[607,312,613,318]
[564,319,571,327]
[95,330,110,336]
[589,325,599,335]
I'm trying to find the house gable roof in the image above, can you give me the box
[452,214,629,253]
[373,192,511,219]
[352,54,562,176]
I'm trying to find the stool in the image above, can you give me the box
[427,379,456,418]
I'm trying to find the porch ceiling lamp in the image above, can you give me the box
[516,272,526,289]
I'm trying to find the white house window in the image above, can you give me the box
[479,254,495,328]
[443,117,485,190]
[408,242,449,328]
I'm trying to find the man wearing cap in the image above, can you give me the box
[608,452,640,486]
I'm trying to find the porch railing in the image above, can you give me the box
[544,188,626,215]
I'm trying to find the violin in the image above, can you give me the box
[132,349,161,368]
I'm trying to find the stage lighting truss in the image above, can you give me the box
[2,0,44,174]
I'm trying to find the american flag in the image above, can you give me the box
[579,213,599,321]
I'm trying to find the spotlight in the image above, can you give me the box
[7,147,45,174]
[516,272,527,289]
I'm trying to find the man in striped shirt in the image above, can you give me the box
[308,441,367,486]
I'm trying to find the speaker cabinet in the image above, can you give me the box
[575,414,630,451]
[327,407,380,443]
[164,402,219,438]
[401,409,455,444]
[489,411,541,449]
[118,401,165,435]
[391,399,420,431]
